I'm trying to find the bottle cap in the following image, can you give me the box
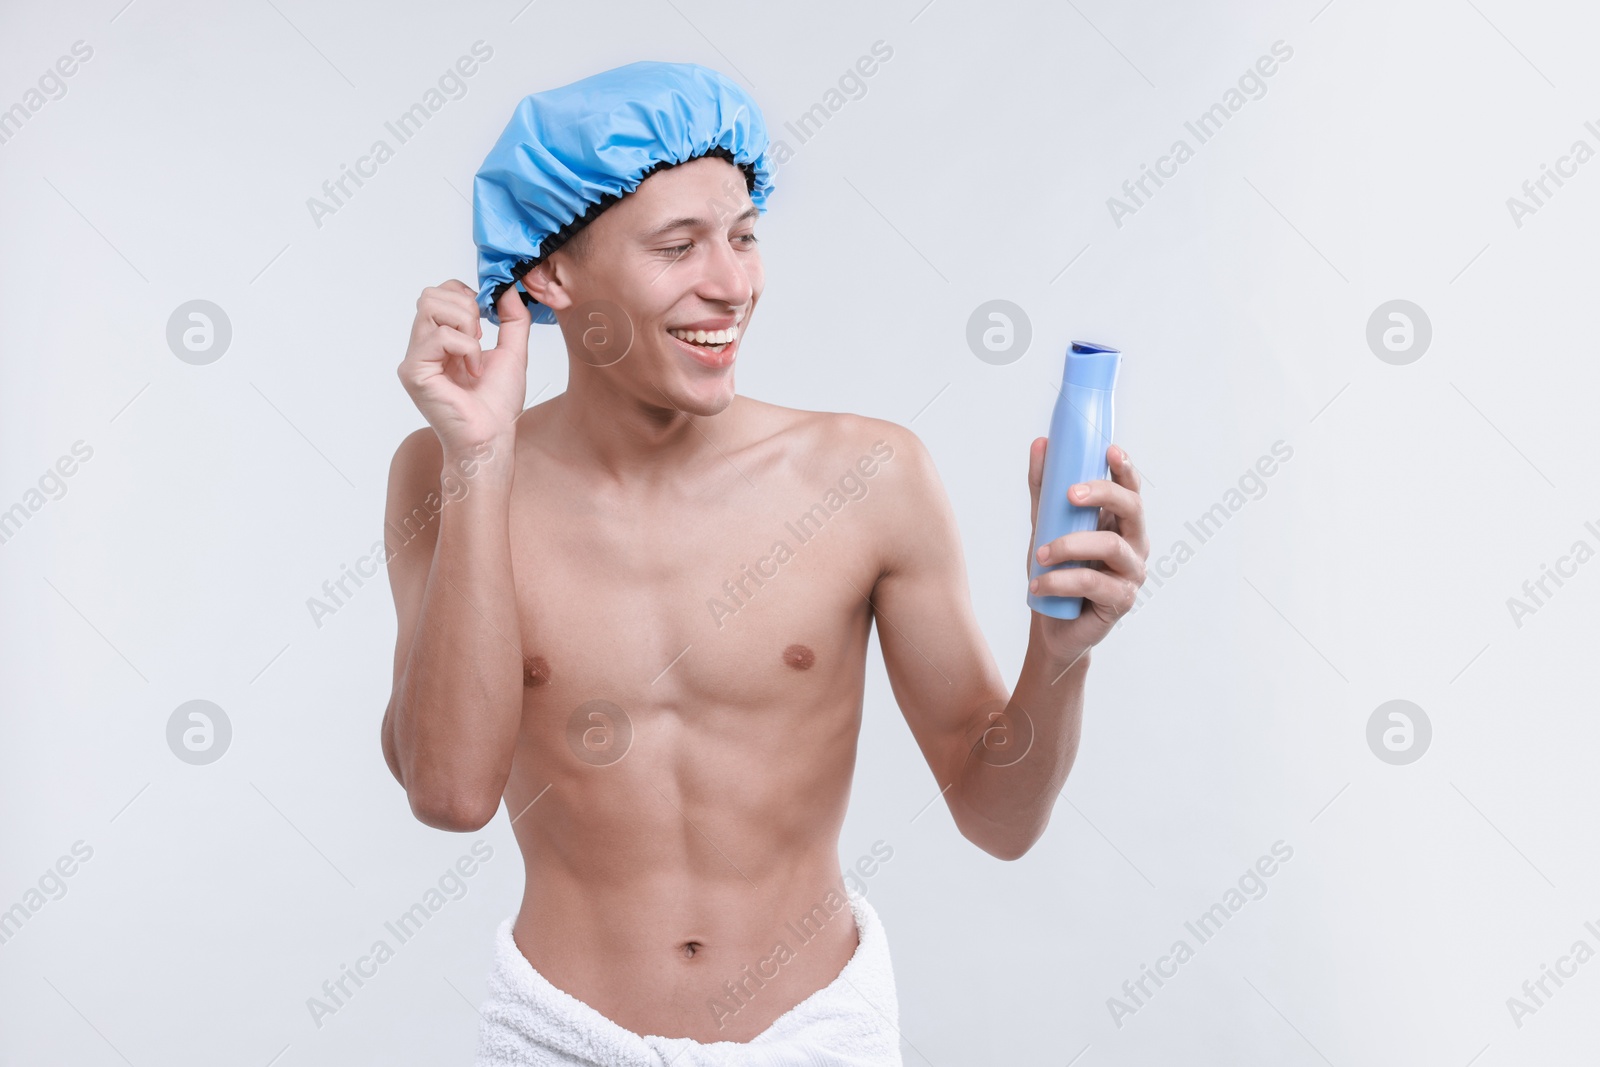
[1065,341,1121,390]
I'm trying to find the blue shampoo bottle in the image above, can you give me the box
[1028,341,1122,620]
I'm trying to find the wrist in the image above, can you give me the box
[440,435,515,489]
[1030,616,1093,674]
[441,430,512,463]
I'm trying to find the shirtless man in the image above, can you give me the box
[380,104,1147,1063]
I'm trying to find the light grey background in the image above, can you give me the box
[3,0,1597,1064]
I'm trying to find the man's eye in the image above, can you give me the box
[660,244,692,258]
[737,233,759,245]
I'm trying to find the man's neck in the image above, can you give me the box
[554,368,738,488]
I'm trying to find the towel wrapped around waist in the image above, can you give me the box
[473,891,904,1066]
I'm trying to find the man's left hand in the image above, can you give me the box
[1026,441,1149,662]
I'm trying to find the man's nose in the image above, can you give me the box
[695,234,753,310]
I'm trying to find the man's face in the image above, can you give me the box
[548,155,763,416]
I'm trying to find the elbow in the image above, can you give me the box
[408,787,498,833]
[979,839,1030,862]
[384,700,506,832]
[971,826,1043,862]
[954,800,1048,861]
[381,710,405,787]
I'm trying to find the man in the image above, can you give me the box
[381,61,1147,1065]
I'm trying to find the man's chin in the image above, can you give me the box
[669,377,736,417]
[654,337,736,413]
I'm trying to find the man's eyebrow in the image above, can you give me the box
[639,205,759,240]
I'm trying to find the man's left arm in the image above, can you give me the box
[866,425,1147,860]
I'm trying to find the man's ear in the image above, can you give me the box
[518,258,575,313]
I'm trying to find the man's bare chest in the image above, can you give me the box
[501,456,889,711]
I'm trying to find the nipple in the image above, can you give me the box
[782,644,815,670]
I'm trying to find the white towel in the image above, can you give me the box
[473,891,904,1066]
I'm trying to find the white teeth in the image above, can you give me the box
[668,326,737,346]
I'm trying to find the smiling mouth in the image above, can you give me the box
[666,325,738,353]
[665,325,740,366]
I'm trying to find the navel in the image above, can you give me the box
[523,655,551,688]
[782,643,815,670]
[681,940,703,959]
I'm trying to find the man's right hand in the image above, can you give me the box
[397,280,531,454]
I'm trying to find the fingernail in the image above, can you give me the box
[1036,546,1048,563]
[1074,484,1091,500]
[1029,579,1039,593]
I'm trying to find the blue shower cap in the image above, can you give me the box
[472,60,777,326]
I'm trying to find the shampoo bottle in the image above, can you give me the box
[1028,341,1122,620]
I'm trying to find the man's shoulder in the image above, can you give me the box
[813,410,933,490]
[738,398,926,468]
[387,426,443,493]
[734,401,937,520]
[748,405,944,583]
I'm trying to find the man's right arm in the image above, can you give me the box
[380,280,533,832]
[380,426,521,831]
